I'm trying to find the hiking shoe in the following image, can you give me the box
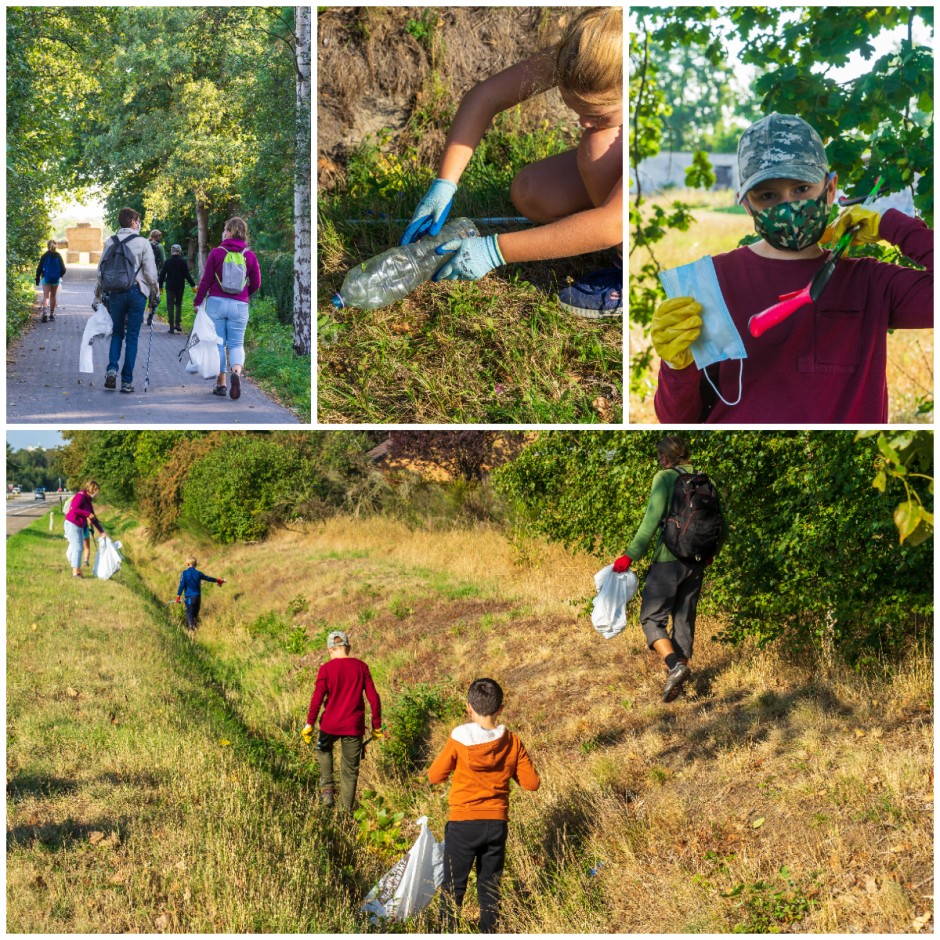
[557,266,623,320]
[212,384,227,397]
[120,381,135,394]
[104,370,118,390]
[321,789,335,808]
[229,372,241,400]
[662,663,692,703]
[41,311,48,323]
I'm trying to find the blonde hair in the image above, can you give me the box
[223,217,248,241]
[83,479,100,496]
[186,556,197,567]
[555,8,622,109]
[47,239,57,251]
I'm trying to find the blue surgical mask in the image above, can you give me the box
[660,256,747,406]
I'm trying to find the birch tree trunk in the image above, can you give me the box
[292,5,312,357]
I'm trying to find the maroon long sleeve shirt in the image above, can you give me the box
[655,209,933,423]
[307,657,382,736]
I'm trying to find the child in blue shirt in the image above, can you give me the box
[176,556,225,630]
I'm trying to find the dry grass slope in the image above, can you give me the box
[7,511,934,932]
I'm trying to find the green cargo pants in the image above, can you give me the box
[316,731,363,811]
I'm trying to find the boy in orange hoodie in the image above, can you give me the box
[428,677,540,933]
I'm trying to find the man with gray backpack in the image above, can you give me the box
[611,436,727,702]
[192,216,261,401]
[94,207,160,393]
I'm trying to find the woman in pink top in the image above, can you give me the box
[64,480,104,578]
[192,217,262,402]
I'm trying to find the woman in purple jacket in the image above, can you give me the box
[65,480,104,578]
[193,217,262,401]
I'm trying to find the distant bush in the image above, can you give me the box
[256,251,293,325]
[378,682,462,777]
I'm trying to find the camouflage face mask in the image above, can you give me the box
[750,190,830,251]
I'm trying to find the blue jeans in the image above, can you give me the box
[107,286,147,383]
[206,295,250,373]
[65,520,84,570]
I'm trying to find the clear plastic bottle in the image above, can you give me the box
[332,217,478,310]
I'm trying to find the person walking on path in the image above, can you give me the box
[35,239,67,322]
[301,630,383,811]
[175,555,225,630]
[611,436,727,703]
[64,480,104,579]
[94,207,160,394]
[193,216,261,401]
[159,244,196,333]
[146,230,167,326]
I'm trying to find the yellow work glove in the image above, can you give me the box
[822,206,881,245]
[301,723,314,744]
[651,297,703,370]
[370,727,387,742]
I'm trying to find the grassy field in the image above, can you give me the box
[629,192,934,424]
[7,509,933,932]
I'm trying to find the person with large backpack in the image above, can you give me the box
[611,435,727,703]
[94,207,160,393]
[35,239,67,322]
[192,216,261,401]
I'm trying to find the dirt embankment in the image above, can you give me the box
[317,6,580,188]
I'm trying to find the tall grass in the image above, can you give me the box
[8,509,933,932]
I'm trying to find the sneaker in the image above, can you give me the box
[41,309,48,323]
[662,663,692,703]
[104,370,118,390]
[120,381,135,394]
[557,266,623,320]
[229,372,241,400]
[212,384,227,397]
[321,789,335,808]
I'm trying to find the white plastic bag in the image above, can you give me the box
[361,816,444,922]
[78,308,114,373]
[591,564,639,639]
[185,305,222,379]
[93,535,123,581]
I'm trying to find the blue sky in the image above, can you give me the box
[7,430,66,451]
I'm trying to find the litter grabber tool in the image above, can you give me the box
[143,310,155,392]
[749,176,884,338]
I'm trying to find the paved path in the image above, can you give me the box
[7,266,301,424]
[6,495,59,537]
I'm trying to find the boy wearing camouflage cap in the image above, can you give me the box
[302,630,383,810]
[651,112,933,423]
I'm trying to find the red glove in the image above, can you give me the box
[612,555,632,573]
[217,579,225,585]
[176,596,181,604]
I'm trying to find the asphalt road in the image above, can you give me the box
[7,266,301,424]
[6,494,64,537]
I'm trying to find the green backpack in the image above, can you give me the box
[216,248,248,294]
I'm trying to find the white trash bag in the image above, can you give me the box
[185,305,222,379]
[361,816,444,922]
[78,307,114,374]
[591,564,639,639]
[93,535,124,581]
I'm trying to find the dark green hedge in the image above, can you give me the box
[256,251,293,325]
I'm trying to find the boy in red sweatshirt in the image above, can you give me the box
[428,677,540,933]
[302,630,382,811]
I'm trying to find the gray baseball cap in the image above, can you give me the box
[171,243,182,253]
[327,630,349,648]
[737,113,828,203]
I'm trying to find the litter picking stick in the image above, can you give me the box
[748,175,884,338]
[143,313,155,392]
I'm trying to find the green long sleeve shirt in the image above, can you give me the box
[625,465,692,564]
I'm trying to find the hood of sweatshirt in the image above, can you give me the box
[219,237,248,252]
[451,722,511,771]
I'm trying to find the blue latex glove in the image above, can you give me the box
[400,179,457,245]
[433,235,505,281]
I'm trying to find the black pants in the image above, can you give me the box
[440,819,508,933]
[184,594,201,629]
[639,560,705,660]
[165,287,184,328]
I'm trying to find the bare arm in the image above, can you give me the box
[498,176,623,261]
[438,52,556,183]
